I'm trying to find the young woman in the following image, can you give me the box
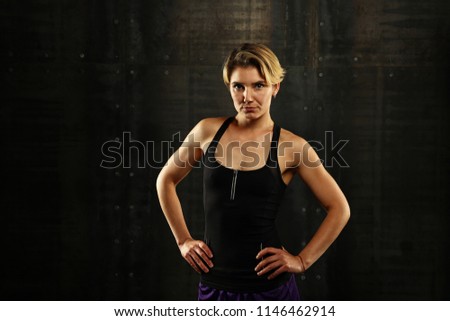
[156,43,350,300]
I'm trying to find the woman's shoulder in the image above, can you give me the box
[279,127,308,149]
[191,116,231,141]
[278,127,310,168]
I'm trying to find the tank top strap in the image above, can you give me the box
[207,116,235,152]
[267,123,281,167]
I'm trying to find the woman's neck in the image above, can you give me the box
[234,113,274,132]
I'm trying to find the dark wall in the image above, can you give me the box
[1,0,449,300]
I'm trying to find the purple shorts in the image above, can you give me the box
[198,274,300,301]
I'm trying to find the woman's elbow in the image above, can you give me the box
[344,202,351,223]
[341,201,351,224]
[326,200,350,224]
[156,170,167,194]
[156,170,177,195]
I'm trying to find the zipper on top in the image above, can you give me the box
[230,169,238,200]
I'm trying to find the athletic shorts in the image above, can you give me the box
[198,273,300,301]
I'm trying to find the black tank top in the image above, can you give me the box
[201,116,291,292]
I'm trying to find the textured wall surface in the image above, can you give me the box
[1,0,449,300]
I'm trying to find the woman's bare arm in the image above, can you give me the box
[256,135,350,279]
[294,139,350,269]
[156,119,217,273]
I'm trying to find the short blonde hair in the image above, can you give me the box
[222,43,286,86]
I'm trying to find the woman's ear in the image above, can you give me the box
[273,83,281,98]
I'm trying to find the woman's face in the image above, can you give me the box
[229,66,279,121]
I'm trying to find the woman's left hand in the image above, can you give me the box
[255,247,304,280]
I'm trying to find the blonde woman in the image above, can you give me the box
[157,43,350,300]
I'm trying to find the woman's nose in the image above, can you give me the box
[243,88,253,102]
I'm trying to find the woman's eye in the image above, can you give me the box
[255,83,265,89]
[233,84,244,90]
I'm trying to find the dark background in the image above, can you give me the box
[1,0,449,300]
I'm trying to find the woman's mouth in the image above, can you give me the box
[242,106,258,113]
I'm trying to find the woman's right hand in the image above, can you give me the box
[179,238,214,274]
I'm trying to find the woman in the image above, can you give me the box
[156,43,350,300]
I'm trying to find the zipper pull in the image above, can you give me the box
[230,169,238,200]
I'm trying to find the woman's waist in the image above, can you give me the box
[201,234,289,292]
[200,265,291,292]
[205,235,282,269]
